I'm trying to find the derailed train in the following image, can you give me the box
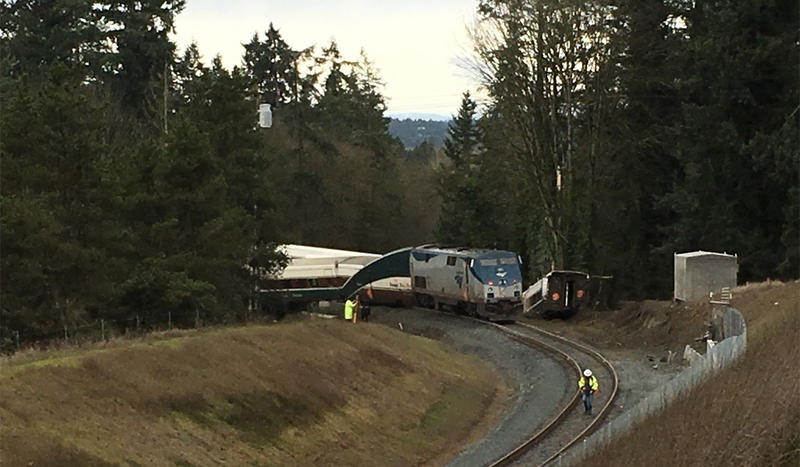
[409,245,524,317]
[265,243,597,319]
[408,245,597,319]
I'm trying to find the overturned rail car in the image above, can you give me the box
[523,270,592,319]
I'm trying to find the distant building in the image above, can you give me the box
[674,251,738,301]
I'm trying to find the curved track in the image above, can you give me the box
[475,319,619,466]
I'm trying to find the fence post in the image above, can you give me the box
[14,330,20,350]
[101,319,105,341]
[64,325,68,341]
[195,307,200,329]
[168,311,172,330]
[136,314,140,331]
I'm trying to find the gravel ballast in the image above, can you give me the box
[369,306,571,466]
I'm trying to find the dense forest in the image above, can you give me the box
[439,0,798,299]
[0,1,439,345]
[1,0,797,347]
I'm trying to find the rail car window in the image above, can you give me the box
[414,276,427,288]
[411,251,435,262]
[447,256,457,266]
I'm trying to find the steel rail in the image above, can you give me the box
[469,319,618,467]
[514,321,620,466]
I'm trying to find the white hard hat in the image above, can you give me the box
[583,369,592,377]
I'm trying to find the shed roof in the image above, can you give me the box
[675,250,737,259]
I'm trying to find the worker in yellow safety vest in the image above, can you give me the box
[344,296,357,322]
[577,368,599,414]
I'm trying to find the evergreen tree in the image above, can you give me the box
[1,68,121,337]
[0,0,107,78]
[103,0,185,114]
[117,56,284,323]
[657,0,799,283]
[589,0,683,297]
[242,23,297,107]
[437,92,487,246]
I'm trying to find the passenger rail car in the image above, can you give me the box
[410,246,523,317]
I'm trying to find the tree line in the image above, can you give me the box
[1,0,797,349]
[0,1,439,347]
[439,0,798,298]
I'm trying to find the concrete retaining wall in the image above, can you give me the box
[556,307,746,465]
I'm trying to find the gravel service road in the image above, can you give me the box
[522,315,687,426]
[369,306,572,466]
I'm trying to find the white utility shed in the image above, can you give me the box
[674,251,738,301]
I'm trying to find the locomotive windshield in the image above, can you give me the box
[471,256,522,285]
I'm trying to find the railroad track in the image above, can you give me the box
[475,318,619,466]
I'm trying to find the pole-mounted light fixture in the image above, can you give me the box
[258,103,272,128]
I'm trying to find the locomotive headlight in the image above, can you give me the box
[576,289,585,298]
[551,292,560,301]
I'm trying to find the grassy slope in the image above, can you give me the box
[583,281,800,467]
[0,318,506,466]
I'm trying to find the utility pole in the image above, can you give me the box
[163,61,169,135]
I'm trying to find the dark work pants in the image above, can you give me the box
[582,392,593,412]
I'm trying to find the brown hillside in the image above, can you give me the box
[580,280,800,467]
[0,318,508,466]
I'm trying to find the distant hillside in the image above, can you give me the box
[389,118,451,149]
[386,112,451,121]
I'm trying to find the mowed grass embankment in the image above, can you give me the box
[583,280,800,467]
[0,317,508,466]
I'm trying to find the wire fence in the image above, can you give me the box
[0,302,286,355]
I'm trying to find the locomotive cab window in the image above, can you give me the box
[446,256,457,266]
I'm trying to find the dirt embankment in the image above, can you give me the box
[0,318,507,466]
[576,280,800,467]
[530,297,712,356]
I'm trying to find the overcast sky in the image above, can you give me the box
[171,0,483,119]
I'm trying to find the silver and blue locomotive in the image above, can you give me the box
[409,245,523,317]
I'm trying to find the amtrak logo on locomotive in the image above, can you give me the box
[454,274,464,287]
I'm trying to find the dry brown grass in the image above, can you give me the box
[580,280,800,467]
[0,318,507,466]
